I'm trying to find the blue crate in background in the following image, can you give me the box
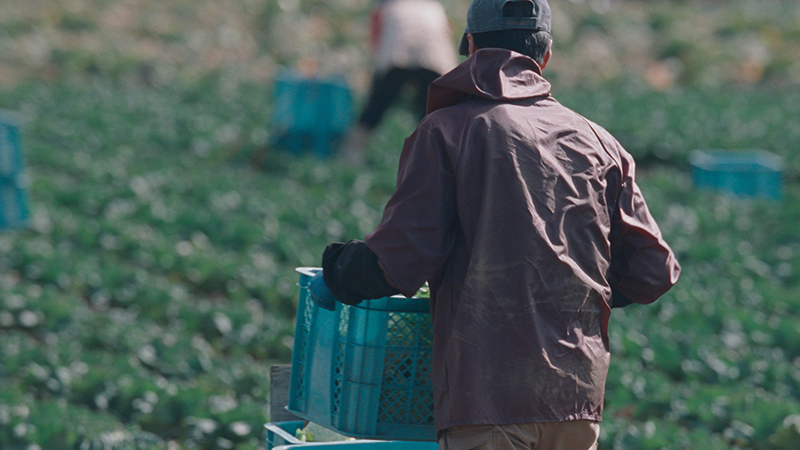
[0,111,29,230]
[690,149,784,200]
[289,268,435,442]
[271,72,353,158]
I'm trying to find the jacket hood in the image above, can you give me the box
[426,48,551,114]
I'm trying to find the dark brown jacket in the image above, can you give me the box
[365,48,681,431]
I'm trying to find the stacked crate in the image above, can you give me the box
[286,268,435,443]
[265,421,438,450]
[0,111,29,229]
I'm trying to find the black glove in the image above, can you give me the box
[611,291,634,308]
[321,240,400,306]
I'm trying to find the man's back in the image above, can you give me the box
[366,48,680,430]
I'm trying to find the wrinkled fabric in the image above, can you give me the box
[365,48,680,431]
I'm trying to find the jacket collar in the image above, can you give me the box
[426,48,552,114]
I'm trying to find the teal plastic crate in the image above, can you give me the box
[266,421,306,449]
[272,441,438,450]
[271,72,353,157]
[690,149,784,200]
[266,421,437,449]
[289,268,435,442]
[0,110,29,229]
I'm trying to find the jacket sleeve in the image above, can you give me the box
[608,150,681,306]
[365,118,458,297]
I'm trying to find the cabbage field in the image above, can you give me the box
[1,0,800,449]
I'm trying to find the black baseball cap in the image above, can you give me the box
[459,0,552,55]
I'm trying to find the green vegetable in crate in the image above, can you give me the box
[295,422,353,443]
[416,282,430,298]
[295,427,315,442]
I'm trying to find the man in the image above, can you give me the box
[314,0,681,448]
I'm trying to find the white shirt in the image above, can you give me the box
[372,0,459,76]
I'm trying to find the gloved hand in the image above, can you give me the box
[611,290,634,309]
[309,271,337,311]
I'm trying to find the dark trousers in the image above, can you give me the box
[358,67,441,130]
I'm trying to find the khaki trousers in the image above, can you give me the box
[438,421,600,450]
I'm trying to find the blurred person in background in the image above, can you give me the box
[339,0,458,164]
